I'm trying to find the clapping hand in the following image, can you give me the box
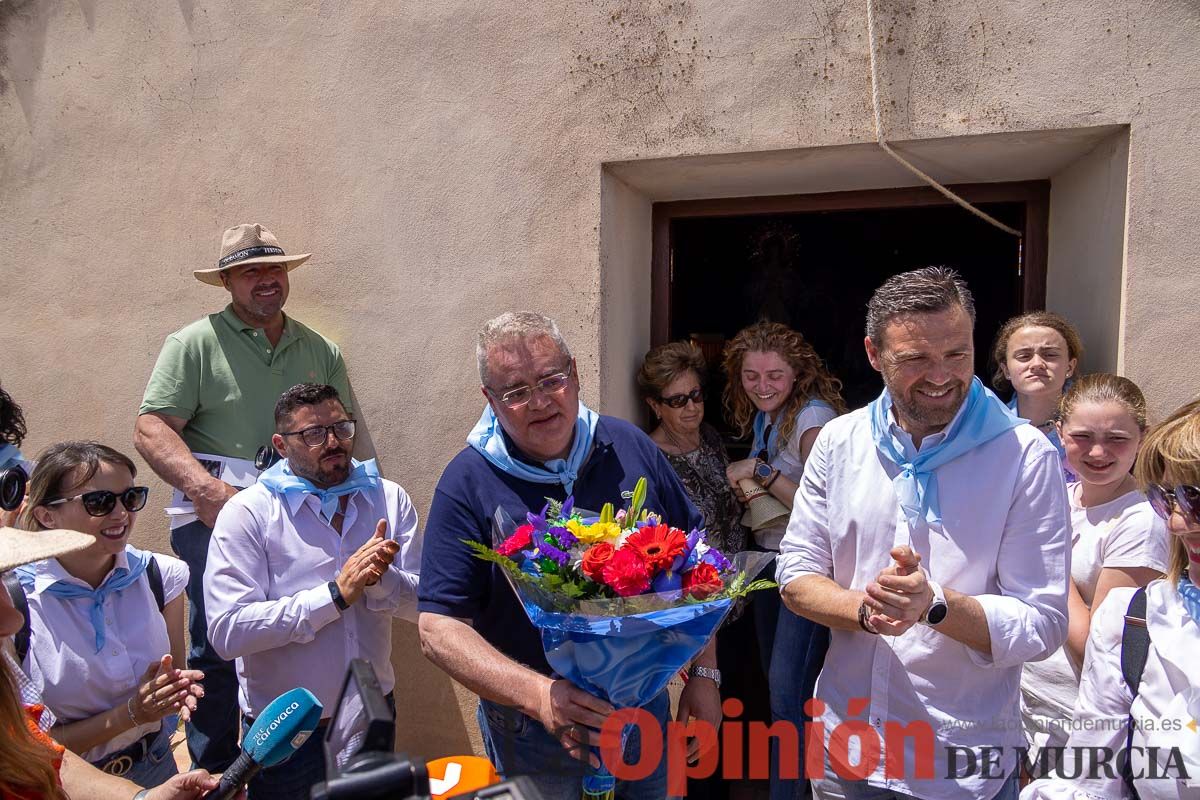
[863,545,933,636]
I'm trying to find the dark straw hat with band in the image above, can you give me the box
[193,223,312,286]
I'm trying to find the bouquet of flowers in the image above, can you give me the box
[467,477,774,798]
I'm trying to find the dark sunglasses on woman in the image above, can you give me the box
[42,486,150,517]
[659,387,705,409]
[1147,483,1200,526]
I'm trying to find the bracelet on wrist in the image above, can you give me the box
[127,696,142,728]
[857,601,879,635]
[763,468,781,490]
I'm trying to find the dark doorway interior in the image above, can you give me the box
[653,183,1049,440]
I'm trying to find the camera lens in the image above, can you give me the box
[0,466,28,512]
[255,446,281,472]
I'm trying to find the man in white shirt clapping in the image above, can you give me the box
[778,267,1069,800]
[204,383,421,800]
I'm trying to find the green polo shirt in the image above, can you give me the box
[139,305,353,460]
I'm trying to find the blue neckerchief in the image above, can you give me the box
[16,547,150,653]
[872,377,1024,525]
[1179,576,1200,626]
[752,398,834,461]
[0,444,22,470]
[467,403,599,494]
[257,458,382,521]
[1007,395,1066,459]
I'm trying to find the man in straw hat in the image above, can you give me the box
[134,223,355,771]
[1,527,227,799]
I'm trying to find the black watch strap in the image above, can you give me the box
[328,580,349,611]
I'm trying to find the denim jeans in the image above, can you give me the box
[95,721,179,789]
[171,519,240,772]
[477,691,671,800]
[752,552,831,800]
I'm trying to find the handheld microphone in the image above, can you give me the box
[204,688,323,800]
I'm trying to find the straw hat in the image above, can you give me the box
[0,527,95,573]
[193,223,312,286]
[737,479,792,531]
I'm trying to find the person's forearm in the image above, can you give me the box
[208,585,341,660]
[133,413,215,494]
[781,574,864,631]
[692,638,718,669]
[1065,579,1091,668]
[59,748,144,800]
[765,473,799,507]
[934,589,992,656]
[53,700,141,756]
[418,612,549,717]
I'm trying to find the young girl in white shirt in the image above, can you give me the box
[721,321,846,800]
[1022,397,1200,799]
[16,441,202,788]
[1021,374,1169,770]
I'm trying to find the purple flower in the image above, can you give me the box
[702,547,732,573]
[550,525,578,548]
[527,503,550,532]
[561,497,575,517]
[533,533,570,567]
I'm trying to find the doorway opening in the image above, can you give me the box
[651,181,1049,441]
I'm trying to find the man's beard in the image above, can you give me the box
[886,377,968,431]
[293,447,351,487]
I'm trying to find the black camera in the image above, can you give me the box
[311,660,544,800]
[0,462,28,512]
[254,445,282,472]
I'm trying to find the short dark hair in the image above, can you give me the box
[274,384,345,430]
[0,383,27,447]
[865,266,976,346]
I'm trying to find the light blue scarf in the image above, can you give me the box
[16,546,151,653]
[871,377,1023,526]
[0,443,22,470]
[752,399,834,461]
[1178,576,1200,626]
[257,458,382,521]
[1007,394,1066,459]
[467,403,599,495]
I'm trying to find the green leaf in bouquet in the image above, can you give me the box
[600,502,614,525]
[545,497,564,520]
[463,540,539,586]
[628,476,648,522]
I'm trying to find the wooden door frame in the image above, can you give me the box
[650,181,1050,346]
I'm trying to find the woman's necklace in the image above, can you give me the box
[662,423,701,455]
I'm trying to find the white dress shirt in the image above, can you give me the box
[205,478,421,718]
[22,551,188,761]
[1021,486,1169,758]
[778,402,1070,800]
[1021,580,1200,800]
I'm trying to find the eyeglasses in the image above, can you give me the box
[489,363,574,409]
[658,387,705,410]
[43,487,150,517]
[280,420,357,448]
[1147,483,1200,526]
[757,423,774,462]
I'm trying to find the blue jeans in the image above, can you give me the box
[96,722,179,789]
[478,691,671,800]
[172,520,240,772]
[752,553,831,800]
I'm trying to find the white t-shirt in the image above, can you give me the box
[755,399,838,550]
[23,550,188,762]
[1020,484,1169,757]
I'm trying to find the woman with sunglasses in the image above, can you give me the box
[1022,398,1200,799]
[1019,375,1168,777]
[721,321,847,800]
[15,441,203,788]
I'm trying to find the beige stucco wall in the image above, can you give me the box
[2,0,1199,759]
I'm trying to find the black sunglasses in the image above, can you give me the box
[659,387,705,410]
[43,486,150,517]
[1147,483,1200,526]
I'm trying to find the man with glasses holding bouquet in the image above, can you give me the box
[203,382,421,800]
[135,223,356,771]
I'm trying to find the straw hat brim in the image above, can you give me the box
[0,527,96,573]
[193,253,312,286]
[736,479,793,531]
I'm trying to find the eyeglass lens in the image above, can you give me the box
[758,424,773,462]
[81,487,149,517]
[660,388,705,409]
[299,420,356,446]
[1149,484,1200,524]
[500,371,571,408]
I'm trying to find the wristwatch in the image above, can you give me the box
[753,459,776,487]
[920,580,948,627]
[689,665,722,689]
[328,580,350,612]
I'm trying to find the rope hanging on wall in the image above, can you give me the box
[863,0,1023,239]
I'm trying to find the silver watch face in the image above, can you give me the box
[926,602,948,625]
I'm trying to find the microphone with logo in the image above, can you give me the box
[204,687,324,800]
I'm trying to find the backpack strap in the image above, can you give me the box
[145,555,165,613]
[1120,587,1150,800]
[3,571,31,665]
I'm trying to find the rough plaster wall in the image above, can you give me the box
[2,0,1199,756]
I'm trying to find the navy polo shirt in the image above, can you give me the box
[418,415,702,676]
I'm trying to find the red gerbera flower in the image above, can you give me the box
[601,547,652,597]
[682,563,724,600]
[624,524,687,572]
[496,524,534,557]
